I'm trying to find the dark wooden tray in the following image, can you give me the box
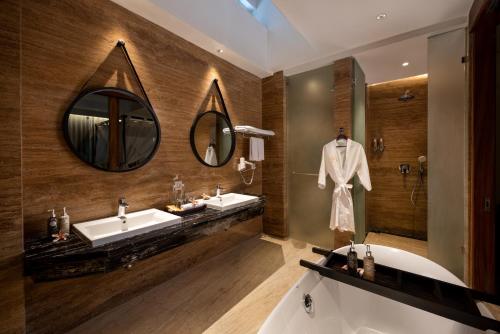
[166,204,207,216]
[300,247,500,332]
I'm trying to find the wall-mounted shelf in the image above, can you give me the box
[223,125,275,138]
[300,247,500,332]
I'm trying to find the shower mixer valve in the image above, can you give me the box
[372,138,384,153]
[399,164,411,174]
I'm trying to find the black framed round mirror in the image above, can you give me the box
[63,87,161,172]
[190,111,235,167]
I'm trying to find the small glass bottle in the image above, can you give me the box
[47,209,58,237]
[363,244,375,281]
[347,240,358,276]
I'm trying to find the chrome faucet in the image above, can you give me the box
[118,197,129,217]
[216,184,224,197]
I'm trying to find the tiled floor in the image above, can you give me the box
[364,232,428,258]
[69,235,321,334]
[69,232,430,334]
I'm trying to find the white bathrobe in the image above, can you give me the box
[318,139,372,232]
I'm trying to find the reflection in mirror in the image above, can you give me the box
[63,88,160,172]
[190,111,235,167]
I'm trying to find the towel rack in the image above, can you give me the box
[292,171,319,177]
[223,125,275,138]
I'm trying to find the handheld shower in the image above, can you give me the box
[417,155,426,178]
[411,155,426,206]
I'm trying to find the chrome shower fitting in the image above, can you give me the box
[372,138,384,153]
[411,155,427,206]
[398,89,415,101]
[399,164,411,174]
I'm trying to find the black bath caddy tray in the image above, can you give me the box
[300,247,500,332]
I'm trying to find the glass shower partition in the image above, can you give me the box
[287,65,335,249]
[352,60,367,243]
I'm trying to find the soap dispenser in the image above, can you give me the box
[59,207,70,235]
[47,209,58,237]
[347,240,358,276]
[363,244,375,281]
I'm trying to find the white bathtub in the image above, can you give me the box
[259,244,495,334]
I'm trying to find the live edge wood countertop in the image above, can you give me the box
[25,196,266,282]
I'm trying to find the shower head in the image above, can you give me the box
[398,90,414,101]
[418,155,426,163]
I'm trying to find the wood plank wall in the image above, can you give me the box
[15,0,264,332]
[262,72,288,237]
[366,75,428,239]
[332,57,356,247]
[333,57,354,136]
[0,0,26,333]
[21,0,262,239]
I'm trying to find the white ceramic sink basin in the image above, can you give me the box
[73,209,182,247]
[204,193,259,211]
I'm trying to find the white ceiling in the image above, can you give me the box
[111,0,473,81]
[355,35,428,84]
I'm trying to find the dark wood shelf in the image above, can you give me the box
[25,196,265,281]
[300,247,500,332]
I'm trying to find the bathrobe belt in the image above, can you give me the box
[332,182,354,231]
[334,183,353,194]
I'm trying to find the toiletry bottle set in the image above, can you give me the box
[346,241,376,280]
[47,207,70,237]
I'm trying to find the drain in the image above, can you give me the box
[303,293,313,314]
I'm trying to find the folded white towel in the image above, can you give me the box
[249,137,264,161]
[204,146,218,165]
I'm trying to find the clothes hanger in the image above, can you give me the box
[336,127,348,147]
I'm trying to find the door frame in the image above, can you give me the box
[468,0,499,293]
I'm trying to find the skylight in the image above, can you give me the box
[238,0,261,13]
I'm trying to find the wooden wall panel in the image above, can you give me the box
[0,0,26,332]
[21,0,262,239]
[0,0,23,265]
[262,72,287,237]
[333,57,354,136]
[18,0,264,332]
[332,58,355,248]
[366,76,428,239]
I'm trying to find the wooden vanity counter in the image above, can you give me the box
[25,196,265,281]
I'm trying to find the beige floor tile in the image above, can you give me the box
[69,235,321,334]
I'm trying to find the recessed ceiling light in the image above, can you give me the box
[402,62,409,67]
[217,49,224,53]
[376,13,387,20]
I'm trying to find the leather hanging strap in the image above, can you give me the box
[78,40,153,109]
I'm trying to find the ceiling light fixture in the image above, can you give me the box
[376,13,387,20]
[217,49,224,54]
[402,62,409,67]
